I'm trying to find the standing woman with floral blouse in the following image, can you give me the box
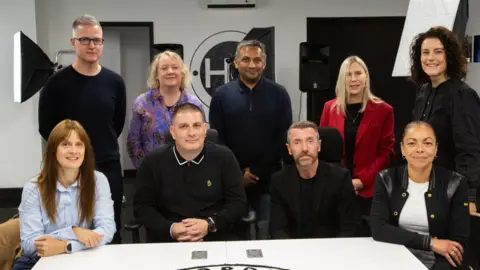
[127,51,205,168]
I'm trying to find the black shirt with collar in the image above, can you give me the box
[133,142,247,243]
[209,77,292,195]
[413,78,480,201]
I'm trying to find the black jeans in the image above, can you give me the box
[96,160,123,244]
[12,255,40,270]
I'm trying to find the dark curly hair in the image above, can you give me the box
[409,26,467,85]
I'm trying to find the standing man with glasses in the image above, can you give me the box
[38,14,126,244]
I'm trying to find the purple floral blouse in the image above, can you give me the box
[126,89,205,168]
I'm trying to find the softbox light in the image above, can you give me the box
[14,31,54,103]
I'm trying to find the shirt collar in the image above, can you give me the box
[237,77,265,93]
[173,145,205,166]
[56,180,79,192]
[428,78,453,91]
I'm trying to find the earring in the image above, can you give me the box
[402,155,406,159]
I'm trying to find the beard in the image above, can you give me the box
[295,153,317,167]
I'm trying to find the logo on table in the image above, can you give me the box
[189,30,246,107]
[178,264,289,270]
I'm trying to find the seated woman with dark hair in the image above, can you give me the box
[12,120,116,270]
[371,121,470,270]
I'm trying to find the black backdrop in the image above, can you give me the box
[306,16,417,160]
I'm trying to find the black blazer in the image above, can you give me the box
[371,165,470,270]
[270,161,361,239]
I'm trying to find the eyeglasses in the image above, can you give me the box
[74,37,104,45]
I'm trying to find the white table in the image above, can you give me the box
[225,238,428,270]
[32,238,428,270]
[32,241,228,270]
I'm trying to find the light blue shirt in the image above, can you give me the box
[18,171,116,257]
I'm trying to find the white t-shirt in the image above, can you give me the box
[399,178,435,268]
[399,178,430,235]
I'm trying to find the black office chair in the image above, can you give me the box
[124,129,219,243]
[281,127,344,166]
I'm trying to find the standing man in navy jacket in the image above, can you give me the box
[209,40,292,239]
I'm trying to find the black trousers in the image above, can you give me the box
[355,196,373,237]
[96,160,123,244]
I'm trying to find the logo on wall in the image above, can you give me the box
[190,30,246,107]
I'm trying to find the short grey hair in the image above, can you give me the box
[72,14,101,37]
[287,121,320,143]
[235,40,266,59]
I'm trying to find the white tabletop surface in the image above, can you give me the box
[225,237,428,270]
[32,241,228,270]
[32,238,428,270]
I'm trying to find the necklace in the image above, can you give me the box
[347,111,361,124]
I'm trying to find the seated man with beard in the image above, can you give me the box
[270,121,361,239]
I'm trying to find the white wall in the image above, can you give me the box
[0,1,42,188]
[103,27,150,170]
[35,0,410,124]
[465,0,480,94]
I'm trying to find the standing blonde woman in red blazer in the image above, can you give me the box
[319,56,395,236]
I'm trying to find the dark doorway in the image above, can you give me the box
[100,22,154,60]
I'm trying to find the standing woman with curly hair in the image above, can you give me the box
[411,26,480,218]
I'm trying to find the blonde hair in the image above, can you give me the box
[332,56,382,115]
[147,51,191,90]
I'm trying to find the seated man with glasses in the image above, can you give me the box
[38,14,126,244]
[134,103,247,243]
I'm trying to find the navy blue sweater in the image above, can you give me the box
[209,77,292,194]
[38,66,126,163]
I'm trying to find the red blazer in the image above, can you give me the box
[319,99,395,198]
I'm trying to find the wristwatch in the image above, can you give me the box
[64,241,72,254]
[207,217,217,233]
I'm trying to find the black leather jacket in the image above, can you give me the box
[371,165,470,269]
